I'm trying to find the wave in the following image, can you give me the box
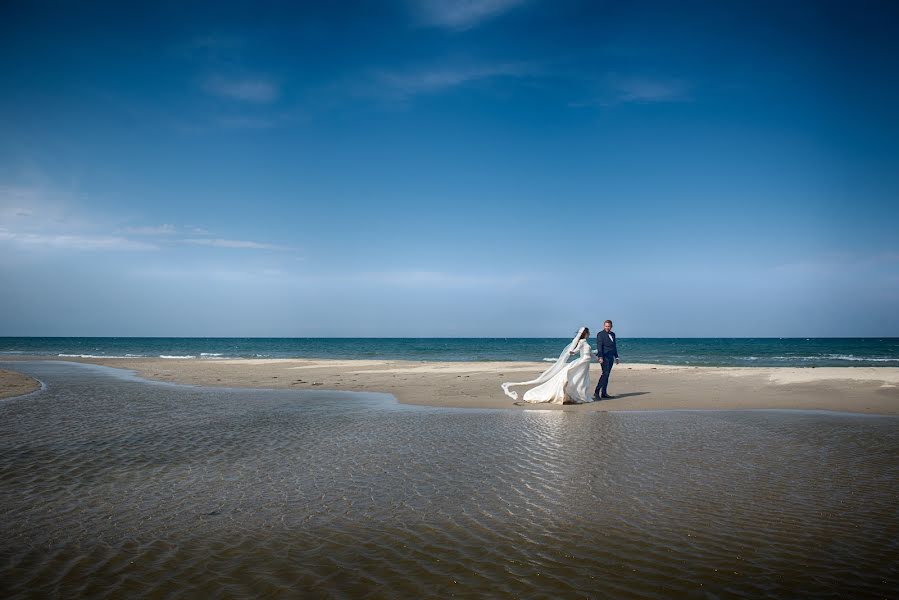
[733,354,899,363]
[159,355,197,359]
[200,353,225,357]
[823,354,899,362]
[58,353,139,359]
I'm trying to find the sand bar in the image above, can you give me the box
[0,368,41,399]
[3,357,898,414]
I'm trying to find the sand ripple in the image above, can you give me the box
[1,361,897,598]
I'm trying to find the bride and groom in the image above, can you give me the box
[501,322,620,404]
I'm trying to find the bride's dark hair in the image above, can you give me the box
[579,327,590,339]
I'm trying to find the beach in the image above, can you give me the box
[4,357,898,414]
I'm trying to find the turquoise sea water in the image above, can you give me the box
[2,337,898,367]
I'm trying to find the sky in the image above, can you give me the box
[1,0,898,337]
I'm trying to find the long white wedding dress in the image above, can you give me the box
[501,329,594,404]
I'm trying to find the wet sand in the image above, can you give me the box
[0,368,41,399]
[4,357,898,414]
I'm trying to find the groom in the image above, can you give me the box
[593,319,620,400]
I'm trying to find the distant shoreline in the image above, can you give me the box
[3,356,898,415]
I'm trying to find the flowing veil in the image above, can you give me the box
[501,327,586,400]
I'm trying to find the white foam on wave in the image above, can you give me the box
[742,354,899,363]
[159,355,196,359]
[200,353,224,357]
[58,353,139,359]
[542,357,556,362]
[824,354,899,362]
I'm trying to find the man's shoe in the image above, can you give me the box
[601,394,614,399]
[591,395,601,401]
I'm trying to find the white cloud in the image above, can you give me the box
[183,238,294,251]
[1,181,289,255]
[414,0,527,30]
[0,229,158,251]
[362,269,531,288]
[369,62,536,102]
[202,75,280,103]
[120,224,177,235]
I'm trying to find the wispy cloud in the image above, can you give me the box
[614,77,691,103]
[365,61,538,103]
[362,270,531,288]
[1,181,291,255]
[413,0,527,30]
[202,75,280,103]
[183,238,294,251]
[0,229,158,251]
[1,184,134,252]
[120,224,177,235]
[569,76,692,108]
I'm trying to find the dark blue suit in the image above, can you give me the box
[594,330,619,397]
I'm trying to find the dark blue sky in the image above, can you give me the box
[1,1,897,336]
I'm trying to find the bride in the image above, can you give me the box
[501,327,594,404]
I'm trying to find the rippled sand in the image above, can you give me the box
[2,361,897,598]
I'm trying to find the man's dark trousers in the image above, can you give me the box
[595,353,615,397]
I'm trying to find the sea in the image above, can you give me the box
[1,336,898,367]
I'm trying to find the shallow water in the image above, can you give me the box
[2,361,897,598]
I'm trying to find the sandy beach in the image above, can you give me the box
[4,357,898,414]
